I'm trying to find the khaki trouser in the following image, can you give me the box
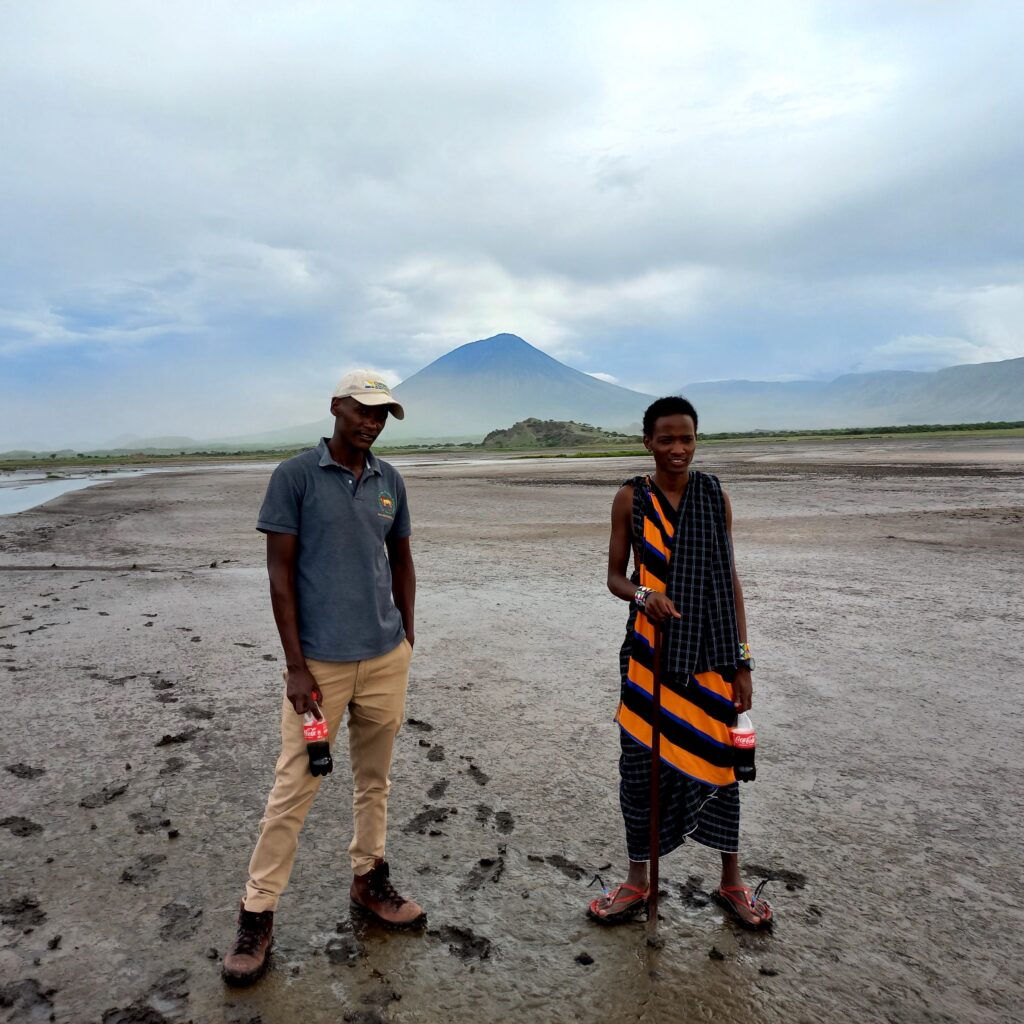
[243,639,412,912]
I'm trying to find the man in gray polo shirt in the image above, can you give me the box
[223,370,422,986]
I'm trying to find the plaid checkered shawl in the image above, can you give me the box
[629,471,739,676]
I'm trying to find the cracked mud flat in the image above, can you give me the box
[1,437,1022,1023]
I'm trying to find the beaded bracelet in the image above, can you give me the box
[634,586,653,610]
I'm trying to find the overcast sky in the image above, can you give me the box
[2,1,1023,448]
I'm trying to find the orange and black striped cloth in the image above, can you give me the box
[615,474,739,787]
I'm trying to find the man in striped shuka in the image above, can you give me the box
[587,396,772,930]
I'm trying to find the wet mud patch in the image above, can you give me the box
[120,854,167,886]
[0,815,44,837]
[463,856,505,891]
[101,967,188,1023]
[429,925,493,961]
[426,779,449,799]
[180,704,214,721]
[474,805,514,834]
[426,745,445,763]
[743,862,808,891]
[403,806,456,834]
[0,978,55,1017]
[467,764,490,786]
[5,762,46,779]
[0,895,46,931]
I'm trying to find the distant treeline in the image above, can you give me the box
[697,420,1024,441]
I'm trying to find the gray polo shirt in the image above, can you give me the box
[257,439,411,662]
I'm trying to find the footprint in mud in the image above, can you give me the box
[155,728,199,747]
[79,782,129,808]
[5,762,45,780]
[677,875,711,908]
[325,932,365,966]
[159,902,203,941]
[428,925,493,961]
[427,779,449,800]
[542,854,586,881]
[120,853,167,886]
[462,856,505,891]
[102,967,189,1024]
[406,718,433,732]
[0,979,54,1018]
[130,811,173,835]
[0,816,44,837]
[403,807,456,835]
[427,746,445,763]
[180,705,215,721]
[467,765,490,786]
[475,805,515,835]
[743,863,808,891]
[150,679,175,691]
[0,895,46,931]
[158,757,186,776]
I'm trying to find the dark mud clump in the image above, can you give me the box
[429,925,493,961]
[5,762,45,780]
[130,811,173,834]
[0,978,55,1016]
[575,952,595,966]
[158,902,203,940]
[155,728,198,747]
[427,745,445,762]
[1,895,46,931]
[427,779,449,799]
[120,854,167,886]
[406,718,433,731]
[79,781,129,808]
[403,807,456,834]
[463,856,505,891]
[0,816,44,837]
[475,805,514,834]
[743,862,807,891]
[467,764,490,786]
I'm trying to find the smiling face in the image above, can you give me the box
[330,395,389,450]
[644,412,697,478]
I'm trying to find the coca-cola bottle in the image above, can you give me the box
[730,712,756,783]
[303,703,333,777]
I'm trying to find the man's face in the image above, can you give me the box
[331,396,389,450]
[644,413,697,474]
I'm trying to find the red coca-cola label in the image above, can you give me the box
[731,729,756,750]
[303,716,329,743]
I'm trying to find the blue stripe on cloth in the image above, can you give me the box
[633,629,654,653]
[623,678,732,750]
[643,539,668,561]
[687,673,736,709]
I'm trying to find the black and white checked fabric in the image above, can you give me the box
[629,471,739,676]
[619,729,740,859]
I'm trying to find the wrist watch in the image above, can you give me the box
[737,641,755,672]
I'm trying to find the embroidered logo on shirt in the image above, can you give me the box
[377,490,396,518]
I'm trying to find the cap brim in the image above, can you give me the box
[351,392,405,420]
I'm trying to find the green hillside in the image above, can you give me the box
[482,418,635,448]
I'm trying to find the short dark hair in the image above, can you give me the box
[643,396,699,436]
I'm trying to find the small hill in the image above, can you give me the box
[482,418,637,449]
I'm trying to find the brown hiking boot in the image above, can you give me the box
[222,902,274,986]
[350,859,426,929]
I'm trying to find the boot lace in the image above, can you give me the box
[234,909,271,956]
[368,862,406,909]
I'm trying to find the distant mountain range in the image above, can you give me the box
[4,333,1022,454]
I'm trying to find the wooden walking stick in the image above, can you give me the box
[646,623,663,946]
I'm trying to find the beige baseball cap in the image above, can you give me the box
[331,369,405,420]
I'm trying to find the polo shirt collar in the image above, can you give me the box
[316,437,382,477]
